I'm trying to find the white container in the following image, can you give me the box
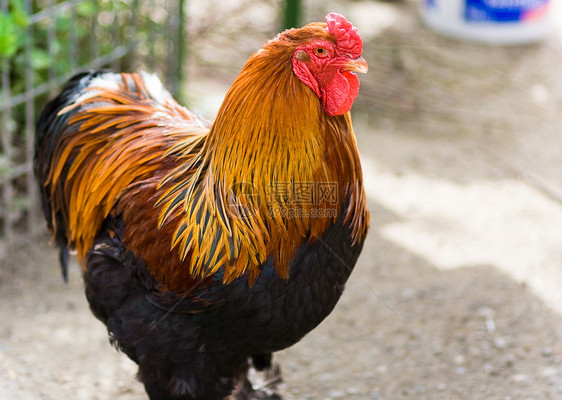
[420,0,555,45]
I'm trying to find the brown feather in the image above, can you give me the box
[133,23,369,288]
[47,22,368,292]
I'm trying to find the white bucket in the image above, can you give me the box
[420,0,556,44]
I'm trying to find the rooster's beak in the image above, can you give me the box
[345,56,368,74]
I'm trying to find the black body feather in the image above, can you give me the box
[84,211,362,399]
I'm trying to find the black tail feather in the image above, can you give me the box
[34,69,109,281]
[59,246,69,283]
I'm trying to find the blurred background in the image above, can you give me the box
[1,0,561,399]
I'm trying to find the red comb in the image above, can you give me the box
[325,13,363,58]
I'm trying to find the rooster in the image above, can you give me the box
[35,13,369,400]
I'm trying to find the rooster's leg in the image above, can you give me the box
[231,357,283,400]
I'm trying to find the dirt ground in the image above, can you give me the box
[1,1,561,399]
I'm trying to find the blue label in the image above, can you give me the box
[426,0,436,8]
[465,0,550,22]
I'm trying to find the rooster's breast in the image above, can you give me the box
[201,213,364,354]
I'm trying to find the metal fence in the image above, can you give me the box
[0,0,184,258]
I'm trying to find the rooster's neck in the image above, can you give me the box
[207,50,330,190]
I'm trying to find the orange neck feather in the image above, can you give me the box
[156,39,369,285]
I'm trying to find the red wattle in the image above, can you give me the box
[323,71,360,116]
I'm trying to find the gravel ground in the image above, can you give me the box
[1,1,561,399]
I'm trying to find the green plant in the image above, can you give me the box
[0,0,29,58]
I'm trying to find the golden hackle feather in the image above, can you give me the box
[151,23,369,286]
[48,22,368,291]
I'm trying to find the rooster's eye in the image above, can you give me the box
[314,47,328,57]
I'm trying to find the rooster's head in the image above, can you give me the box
[289,12,368,116]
